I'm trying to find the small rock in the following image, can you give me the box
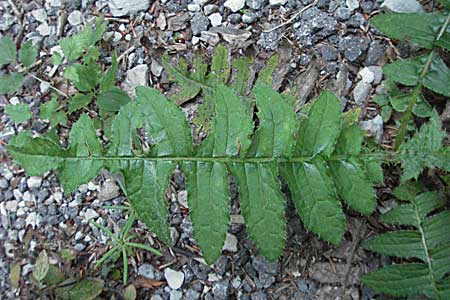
[170,290,183,300]
[151,295,164,300]
[27,177,42,189]
[368,66,383,84]
[31,9,47,23]
[223,233,238,252]
[25,212,42,229]
[251,291,268,300]
[164,268,185,289]
[204,4,219,15]
[339,36,370,62]
[75,243,85,251]
[381,0,423,13]
[168,13,191,31]
[0,178,8,189]
[68,10,83,26]
[224,0,245,12]
[228,13,242,24]
[209,27,251,45]
[108,0,150,17]
[188,3,201,11]
[191,13,210,36]
[138,263,156,279]
[335,7,351,21]
[84,209,99,220]
[151,59,164,77]
[353,81,372,105]
[346,0,359,10]
[5,200,18,212]
[36,22,50,36]
[242,13,257,24]
[212,280,230,299]
[98,179,120,201]
[122,64,149,97]
[270,0,287,5]
[359,115,384,142]
[246,0,267,10]
[318,44,338,61]
[358,67,375,84]
[364,41,385,66]
[209,13,222,27]
[252,255,279,275]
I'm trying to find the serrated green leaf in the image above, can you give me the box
[231,56,253,96]
[423,53,450,97]
[19,41,38,68]
[229,162,286,261]
[435,32,450,51]
[51,51,63,65]
[69,93,94,113]
[296,91,341,158]
[437,0,450,8]
[397,111,448,181]
[383,56,423,86]
[97,87,131,112]
[363,231,427,260]
[208,44,230,83]
[33,250,49,282]
[412,99,433,118]
[5,103,31,123]
[256,53,279,87]
[44,265,65,286]
[60,33,90,62]
[0,73,24,94]
[40,97,67,126]
[0,36,16,66]
[99,52,118,92]
[393,181,423,201]
[280,160,345,245]
[371,13,447,49]
[363,158,384,184]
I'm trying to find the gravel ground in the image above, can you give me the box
[0,0,433,299]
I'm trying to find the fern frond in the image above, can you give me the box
[362,189,450,299]
[8,85,379,264]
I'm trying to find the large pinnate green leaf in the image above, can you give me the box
[8,84,380,264]
[397,111,449,181]
[371,13,448,49]
[362,190,450,299]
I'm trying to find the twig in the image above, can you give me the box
[118,46,136,63]
[28,73,69,98]
[264,0,319,33]
[7,0,22,18]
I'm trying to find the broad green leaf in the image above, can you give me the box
[0,73,24,94]
[296,91,341,158]
[162,55,203,105]
[197,85,253,157]
[208,44,230,83]
[73,63,100,92]
[60,33,90,62]
[68,278,104,300]
[371,13,447,49]
[43,265,65,286]
[69,93,93,113]
[397,111,448,181]
[183,161,230,264]
[5,103,31,123]
[97,87,131,112]
[59,114,103,193]
[33,250,49,282]
[40,97,67,126]
[19,41,38,68]
[229,162,286,260]
[247,85,297,158]
[0,36,16,66]
[333,125,363,156]
[362,264,434,297]
[124,284,137,300]
[82,46,100,64]
[393,181,423,201]
[99,52,118,92]
[423,53,450,97]
[412,99,433,118]
[231,56,253,96]
[280,160,345,245]
[436,32,450,51]
[437,0,450,8]
[383,56,423,86]
[363,158,384,184]
[51,52,63,65]
[329,159,376,215]
[256,53,279,87]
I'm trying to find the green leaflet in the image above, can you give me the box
[208,44,230,84]
[8,85,380,264]
[0,73,24,95]
[5,103,32,123]
[40,97,67,127]
[363,190,450,299]
[231,57,253,96]
[0,36,16,66]
[371,13,448,49]
[397,111,449,181]
[19,40,38,68]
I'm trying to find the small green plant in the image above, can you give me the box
[90,209,162,284]
[370,1,450,149]
[362,182,450,299]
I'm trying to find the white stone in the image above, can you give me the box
[150,59,164,77]
[368,66,383,85]
[381,0,423,13]
[122,64,149,97]
[188,3,201,11]
[37,22,50,36]
[27,176,42,189]
[5,200,18,212]
[270,0,287,5]
[83,209,99,220]
[75,231,84,240]
[209,13,222,27]
[222,233,238,252]
[108,0,150,17]
[177,191,188,208]
[359,115,384,142]
[358,67,375,84]
[31,9,47,23]
[54,191,63,203]
[25,212,42,229]
[164,268,185,289]
[224,0,245,12]
[68,10,83,26]
[170,290,183,300]
[13,189,22,201]
[353,81,372,106]
[192,36,200,45]
[87,181,99,191]
[22,191,34,203]
[346,0,359,11]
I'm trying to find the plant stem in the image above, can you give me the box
[394,12,450,150]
